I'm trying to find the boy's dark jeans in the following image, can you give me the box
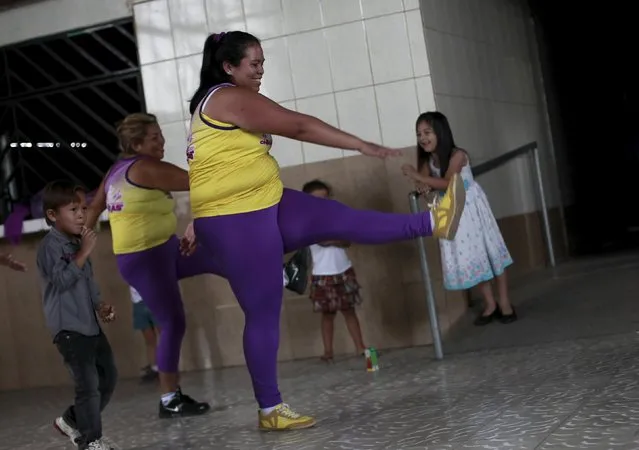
[55,330,118,449]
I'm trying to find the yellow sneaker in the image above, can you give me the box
[258,403,316,431]
[431,173,466,240]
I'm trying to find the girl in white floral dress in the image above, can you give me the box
[402,112,517,326]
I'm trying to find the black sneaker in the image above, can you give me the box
[284,247,311,294]
[158,388,211,419]
[140,365,159,383]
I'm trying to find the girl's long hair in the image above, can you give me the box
[416,111,458,176]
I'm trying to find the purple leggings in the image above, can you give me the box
[194,188,432,408]
[116,235,223,373]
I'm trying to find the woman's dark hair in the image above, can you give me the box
[188,31,261,115]
[302,179,331,195]
[416,111,458,176]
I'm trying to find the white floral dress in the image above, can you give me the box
[430,160,513,290]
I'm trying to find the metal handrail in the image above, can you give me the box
[408,141,555,360]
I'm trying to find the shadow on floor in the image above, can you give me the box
[442,250,639,354]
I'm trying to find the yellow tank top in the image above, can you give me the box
[187,83,283,218]
[105,156,177,254]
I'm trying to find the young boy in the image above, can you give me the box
[130,286,160,383]
[36,180,118,450]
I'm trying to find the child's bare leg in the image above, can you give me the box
[142,327,158,368]
[321,312,336,360]
[495,272,513,314]
[477,281,497,316]
[341,309,366,354]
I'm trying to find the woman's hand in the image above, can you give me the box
[179,221,197,256]
[357,142,402,159]
[0,253,27,272]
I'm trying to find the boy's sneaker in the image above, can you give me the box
[86,439,114,450]
[258,403,316,431]
[54,416,80,446]
[140,365,159,383]
[158,388,210,419]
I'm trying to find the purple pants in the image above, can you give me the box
[194,188,432,408]
[116,235,223,373]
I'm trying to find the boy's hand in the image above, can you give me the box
[80,228,97,255]
[0,253,27,272]
[97,303,116,323]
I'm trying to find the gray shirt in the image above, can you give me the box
[36,227,102,340]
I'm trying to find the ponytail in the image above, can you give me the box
[188,31,261,115]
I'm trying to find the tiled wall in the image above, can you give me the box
[133,0,437,170]
[420,0,560,219]
[0,0,130,46]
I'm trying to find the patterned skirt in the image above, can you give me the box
[309,267,362,313]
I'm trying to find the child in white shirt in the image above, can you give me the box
[303,180,366,362]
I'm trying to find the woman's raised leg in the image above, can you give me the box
[279,173,464,252]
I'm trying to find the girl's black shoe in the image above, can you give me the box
[498,307,517,324]
[473,308,500,326]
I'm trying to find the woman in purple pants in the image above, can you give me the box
[85,113,216,419]
[186,31,466,430]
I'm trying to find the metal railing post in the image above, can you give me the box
[409,192,444,360]
[532,147,556,267]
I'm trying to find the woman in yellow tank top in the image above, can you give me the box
[188,31,467,431]
[85,114,220,420]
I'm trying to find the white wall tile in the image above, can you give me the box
[162,121,188,169]
[360,0,403,19]
[244,0,285,40]
[415,76,436,112]
[320,0,362,26]
[406,10,430,77]
[176,54,203,119]
[135,0,175,65]
[270,101,304,167]
[282,0,323,34]
[141,60,184,124]
[335,87,382,146]
[366,14,413,84]
[288,30,333,98]
[260,38,295,102]
[204,0,246,32]
[168,0,209,57]
[403,0,419,10]
[325,22,372,92]
[296,94,343,162]
[375,79,419,148]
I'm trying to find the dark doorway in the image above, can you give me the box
[529,1,638,256]
[0,18,145,221]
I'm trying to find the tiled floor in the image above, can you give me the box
[3,252,639,450]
